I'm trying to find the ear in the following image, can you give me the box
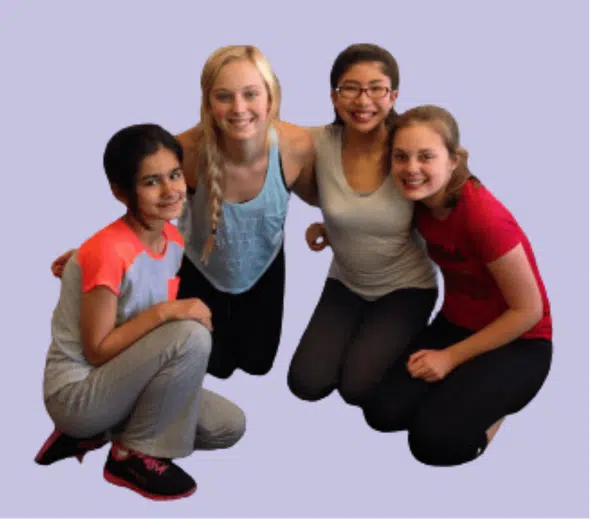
[390,89,399,104]
[450,151,461,170]
[330,88,338,105]
[110,184,128,205]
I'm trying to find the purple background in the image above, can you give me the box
[1,0,587,517]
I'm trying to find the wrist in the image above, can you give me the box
[155,301,174,323]
[445,344,465,369]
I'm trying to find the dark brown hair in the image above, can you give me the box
[330,43,399,128]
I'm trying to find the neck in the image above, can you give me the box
[122,213,165,252]
[422,190,451,220]
[342,123,389,154]
[221,128,269,166]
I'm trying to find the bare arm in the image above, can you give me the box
[81,287,212,367]
[290,132,319,207]
[276,121,319,207]
[446,243,544,367]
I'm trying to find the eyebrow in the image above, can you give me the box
[393,147,437,153]
[213,84,262,93]
[341,79,388,85]
[139,166,181,181]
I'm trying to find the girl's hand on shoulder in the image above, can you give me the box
[165,298,213,331]
[51,249,76,278]
[306,222,330,251]
[407,348,456,382]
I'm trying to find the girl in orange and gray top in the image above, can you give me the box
[36,124,245,501]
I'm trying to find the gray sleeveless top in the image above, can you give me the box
[311,125,436,299]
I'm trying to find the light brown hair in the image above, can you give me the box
[393,104,480,207]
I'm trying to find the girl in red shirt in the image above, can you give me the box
[362,104,552,465]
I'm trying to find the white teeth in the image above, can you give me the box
[405,179,425,186]
[353,112,373,121]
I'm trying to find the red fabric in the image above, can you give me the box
[416,180,552,340]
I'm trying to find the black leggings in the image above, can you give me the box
[177,247,285,379]
[362,313,553,466]
[288,278,438,406]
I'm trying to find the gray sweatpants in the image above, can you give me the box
[45,321,246,459]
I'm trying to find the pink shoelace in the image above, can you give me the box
[133,451,169,475]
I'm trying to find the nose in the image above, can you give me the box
[407,157,421,174]
[354,88,372,104]
[231,94,247,113]
[160,180,174,197]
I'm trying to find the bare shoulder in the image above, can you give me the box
[274,120,315,166]
[175,124,203,187]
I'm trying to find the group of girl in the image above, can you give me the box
[37,43,552,501]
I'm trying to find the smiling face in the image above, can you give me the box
[331,61,397,133]
[134,146,186,223]
[208,59,270,141]
[391,122,459,207]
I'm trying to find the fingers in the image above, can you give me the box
[305,223,329,252]
[201,315,213,331]
[408,349,428,367]
[51,264,64,278]
[409,363,431,380]
[309,240,327,251]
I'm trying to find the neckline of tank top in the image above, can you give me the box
[221,126,281,207]
[330,125,392,199]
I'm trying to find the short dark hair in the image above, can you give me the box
[103,124,183,227]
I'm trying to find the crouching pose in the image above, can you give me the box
[35,124,245,500]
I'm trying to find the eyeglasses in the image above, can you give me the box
[335,85,391,100]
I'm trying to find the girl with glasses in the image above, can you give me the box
[288,44,437,414]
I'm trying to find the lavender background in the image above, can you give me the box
[1,0,588,517]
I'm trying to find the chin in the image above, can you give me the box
[346,119,383,134]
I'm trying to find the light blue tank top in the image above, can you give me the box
[179,127,290,294]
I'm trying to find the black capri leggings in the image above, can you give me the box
[288,278,438,406]
[362,313,553,466]
[177,246,285,379]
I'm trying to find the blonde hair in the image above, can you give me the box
[199,45,281,263]
[393,104,480,207]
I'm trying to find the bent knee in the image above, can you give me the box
[196,401,246,450]
[338,381,376,407]
[363,405,408,432]
[175,320,212,360]
[287,370,334,402]
[408,426,487,467]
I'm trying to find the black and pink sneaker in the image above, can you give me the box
[103,444,196,501]
[35,429,108,465]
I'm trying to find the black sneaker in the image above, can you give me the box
[103,443,196,501]
[35,429,108,465]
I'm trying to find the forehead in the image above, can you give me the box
[213,59,266,90]
[394,123,446,149]
[139,147,180,175]
[340,61,388,83]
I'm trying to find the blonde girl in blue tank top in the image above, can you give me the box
[163,45,318,379]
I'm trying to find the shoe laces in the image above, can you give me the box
[133,451,169,475]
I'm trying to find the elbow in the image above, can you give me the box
[520,301,543,330]
[82,343,104,367]
[530,304,544,327]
